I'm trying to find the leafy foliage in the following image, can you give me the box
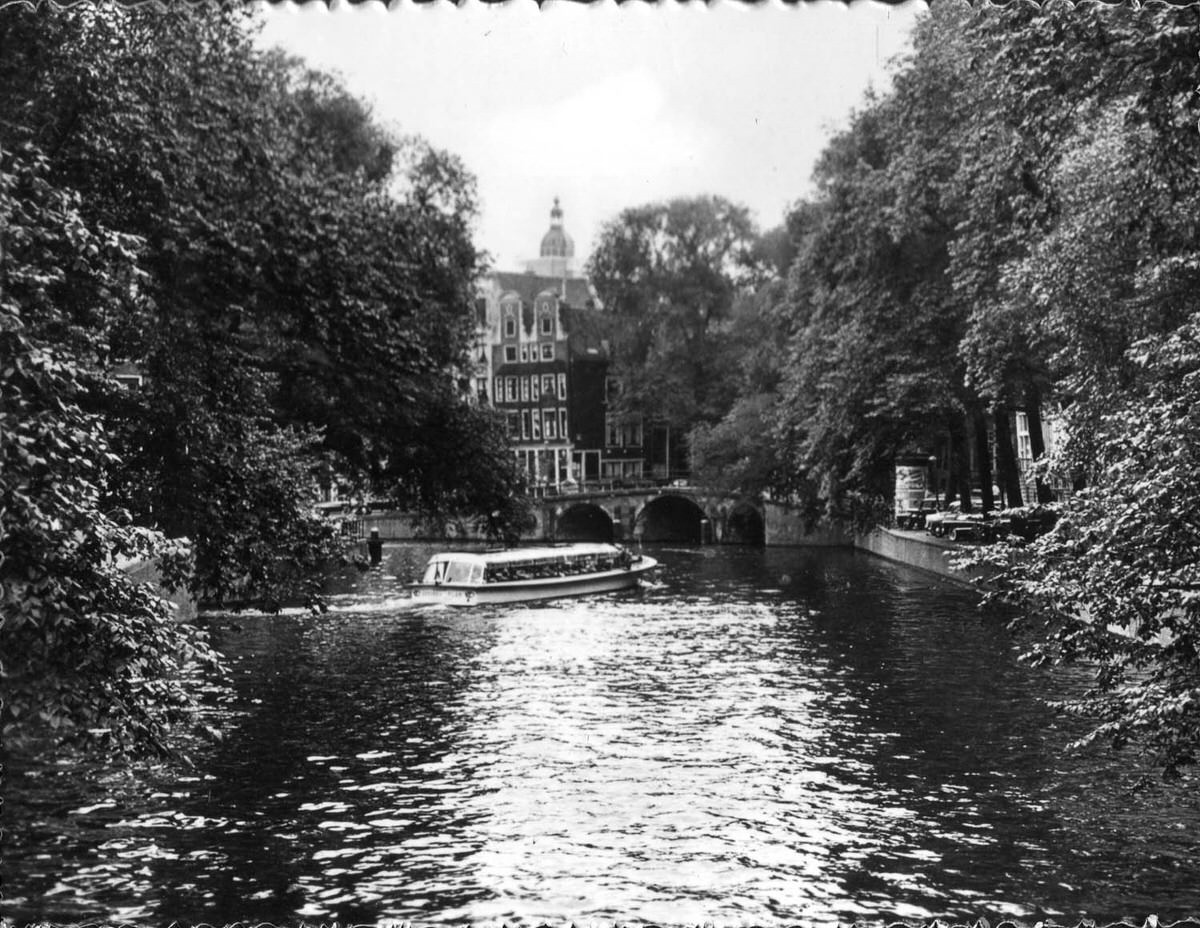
[1,144,220,758]
[968,316,1200,777]
[0,4,527,758]
[681,2,1200,773]
[2,4,522,586]
[770,77,967,523]
[586,196,765,445]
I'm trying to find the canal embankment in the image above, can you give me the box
[855,526,988,586]
[345,506,984,588]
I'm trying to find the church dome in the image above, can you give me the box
[539,197,575,259]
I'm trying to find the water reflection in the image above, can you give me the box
[5,544,1200,924]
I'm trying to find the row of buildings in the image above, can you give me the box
[469,198,664,491]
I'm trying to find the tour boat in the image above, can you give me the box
[409,542,659,606]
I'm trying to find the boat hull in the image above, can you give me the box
[410,558,658,606]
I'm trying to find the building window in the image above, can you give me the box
[532,411,541,440]
[520,345,529,363]
[541,343,554,361]
[504,317,517,338]
[520,377,531,402]
[540,315,553,336]
[541,374,555,398]
[506,377,517,402]
[504,345,517,363]
[507,412,520,438]
[494,376,504,402]
[605,376,619,403]
[559,408,568,438]
[543,410,556,440]
[1016,412,1033,461]
[521,410,531,440]
[602,460,643,480]
[557,373,567,401]
[603,414,643,447]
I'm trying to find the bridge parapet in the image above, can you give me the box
[534,484,766,545]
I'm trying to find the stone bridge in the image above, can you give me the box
[528,484,767,545]
[349,487,839,547]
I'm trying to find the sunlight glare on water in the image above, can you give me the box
[6,544,1200,925]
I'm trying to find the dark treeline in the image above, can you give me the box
[0,6,529,757]
[588,4,1200,778]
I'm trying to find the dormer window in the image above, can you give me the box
[540,315,553,336]
[504,317,517,338]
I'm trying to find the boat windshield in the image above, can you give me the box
[421,559,481,585]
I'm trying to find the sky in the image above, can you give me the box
[255,1,925,273]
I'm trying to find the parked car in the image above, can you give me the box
[994,503,1060,542]
[895,497,942,531]
[924,503,956,537]
[926,502,999,542]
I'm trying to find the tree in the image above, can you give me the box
[770,81,969,525]
[968,315,1200,778]
[586,195,764,475]
[1,4,526,607]
[935,2,1200,777]
[764,2,1200,527]
[0,3,529,759]
[678,1,1200,774]
[950,4,1200,505]
[690,394,787,496]
[1,144,221,758]
[0,6,353,607]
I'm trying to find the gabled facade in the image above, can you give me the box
[472,199,646,489]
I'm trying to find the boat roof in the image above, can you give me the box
[426,543,621,566]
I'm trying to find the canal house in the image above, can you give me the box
[472,198,646,491]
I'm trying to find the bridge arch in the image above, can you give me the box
[723,499,765,545]
[635,493,709,544]
[555,502,615,543]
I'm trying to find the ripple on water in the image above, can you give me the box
[6,545,1200,925]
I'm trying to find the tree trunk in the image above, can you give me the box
[946,413,972,508]
[971,407,995,513]
[1024,384,1055,504]
[994,404,1023,509]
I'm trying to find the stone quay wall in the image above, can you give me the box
[350,500,982,587]
[854,526,985,586]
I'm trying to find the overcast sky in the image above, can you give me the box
[255,1,923,273]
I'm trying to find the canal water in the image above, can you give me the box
[6,544,1200,925]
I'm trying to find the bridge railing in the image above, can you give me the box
[528,478,696,499]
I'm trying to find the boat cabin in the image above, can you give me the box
[420,544,633,587]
